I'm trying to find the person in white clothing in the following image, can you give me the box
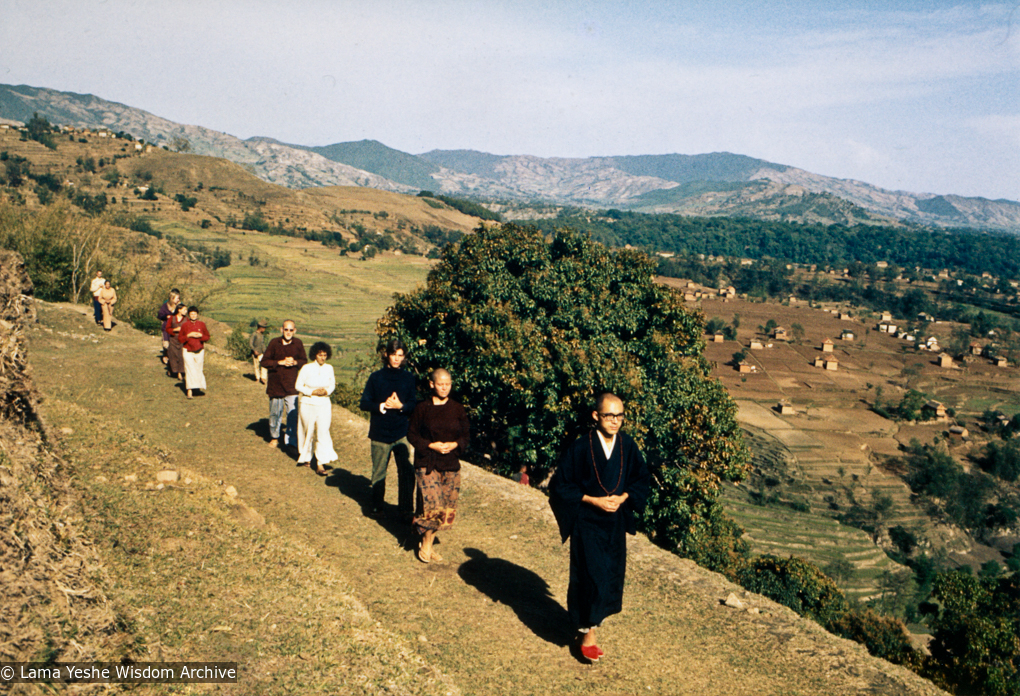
[294,341,337,475]
[89,270,105,325]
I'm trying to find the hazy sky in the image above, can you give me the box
[2,0,1018,200]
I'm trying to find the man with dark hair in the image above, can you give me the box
[549,392,650,663]
[261,320,307,449]
[359,339,417,519]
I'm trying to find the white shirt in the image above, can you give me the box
[294,362,336,404]
[596,432,617,460]
[90,277,105,297]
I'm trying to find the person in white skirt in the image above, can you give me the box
[177,307,210,399]
[294,341,337,475]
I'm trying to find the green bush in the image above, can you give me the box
[378,223,748,565]
[738,555,848,625]
[825,608,923,669]
[226,321,254,362]
[925,571,1020,696]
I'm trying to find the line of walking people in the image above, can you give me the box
[254,324,466,565]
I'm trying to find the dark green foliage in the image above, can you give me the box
[896,389,928,421]
[825,609,923,669]
[925,571,1020,696]
[889,525,918,555]
[241,211,268,232]
[379,224,748,565]
[174,193,198,212]
[738,555,848,624]
[226,322,253,361]
[985,439,1020,482]
[25,112,57,149]
[138,187,157,201]
[417,191,502,221]
[127,217,160,238]
[71,192,107,215]
[525,211,1020,280]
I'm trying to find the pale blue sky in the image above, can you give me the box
[2,0,1018,200]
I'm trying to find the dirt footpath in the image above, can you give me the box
[30,302,947,696]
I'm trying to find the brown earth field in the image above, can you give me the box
[26,301,949,695]
[692,293,1020,578]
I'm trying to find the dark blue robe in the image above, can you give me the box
[549,431,650,629]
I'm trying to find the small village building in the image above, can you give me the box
[684,293,697,301]
[949,425,969,440]
[773,327,788,340]
[969,342,983,356]
[750,340,765,350]
[776,402,796,415]
[821,338,834,353]
[876,261,889,269]
[841,329,855,340]
[712,333,725,343]
[939,353,954,368]
[814,356,826,368]
[737,362,757,374]
[838,312,852,320]
[880,312,893,322]
[995,356,1009,367]
[824,357,839,371]
[922,400,947,420]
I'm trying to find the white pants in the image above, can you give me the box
[183,350,206,390]
[297,400,337,465]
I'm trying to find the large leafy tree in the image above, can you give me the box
[378,224,748,564]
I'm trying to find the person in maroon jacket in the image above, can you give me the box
[406,368,470,563]
[260,319,307,449]
[177,307,210,399]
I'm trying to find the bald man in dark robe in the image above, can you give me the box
[549,393,650,663]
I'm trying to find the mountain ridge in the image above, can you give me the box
[3,82,1019,232]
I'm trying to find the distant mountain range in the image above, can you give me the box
[3,83,1019,232]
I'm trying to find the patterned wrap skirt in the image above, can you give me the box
[414,469,460,534]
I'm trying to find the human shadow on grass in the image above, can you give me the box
[458,547,572,647]
[324,467,417,550]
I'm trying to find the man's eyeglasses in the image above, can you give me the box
[598,412,625,422]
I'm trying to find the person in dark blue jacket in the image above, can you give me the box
[359,339,417,519]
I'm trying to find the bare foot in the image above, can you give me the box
[268,439,279,447]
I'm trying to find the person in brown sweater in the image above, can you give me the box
[406,368,470,563]
[259,320,307,449]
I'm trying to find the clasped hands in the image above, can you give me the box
[428,441,458,455]
[383,391,403,411]
[584,493,629,513]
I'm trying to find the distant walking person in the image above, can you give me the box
[178,307,210,399]
[261,320,306,449]
[90,270,105,325]
[164,303,187,380]
[157,289,181,367]
[249,321,269,384]
[294,341,337,475]
[359,339,416,519]
[407,368,469,563]
[548,393,650,663]
[97,280,117,331]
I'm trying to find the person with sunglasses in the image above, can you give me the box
[549,393,650,664]
[260,320,307,450]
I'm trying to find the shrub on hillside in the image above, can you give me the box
[738,555,848,625]
[377,224,748,570]
[226,321,254,362]
[825,608,923,669]
[924,571,1020,696]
